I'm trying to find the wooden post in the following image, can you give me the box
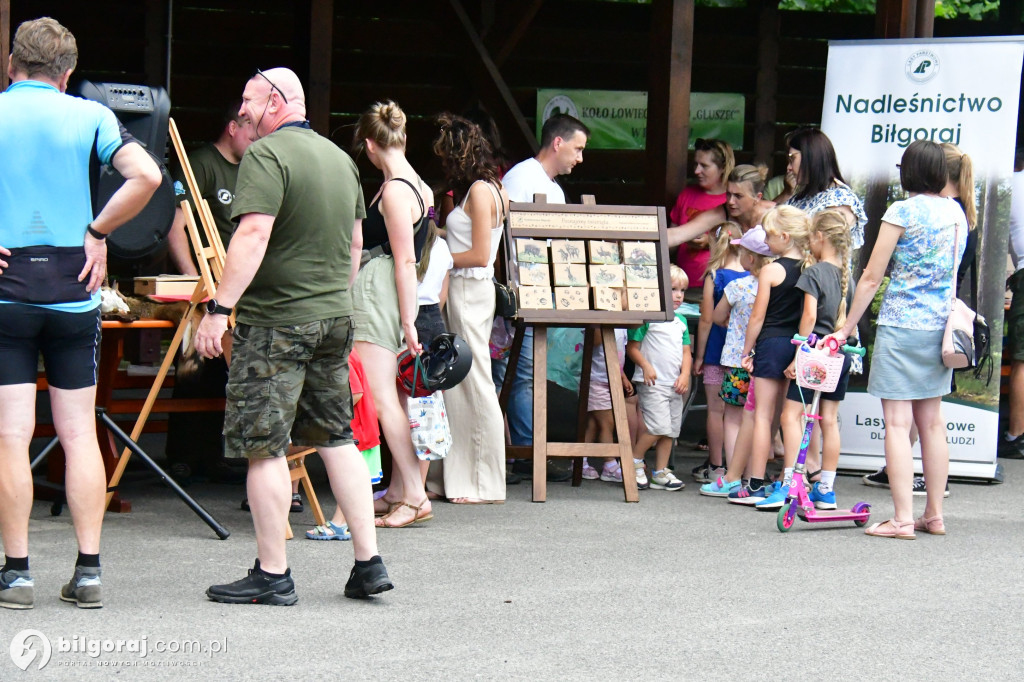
[1,0,10,91]
[308,0,334,136]
[647,0,694,209]
[754,0,781,167]
[915,0,935,37]
[875,0,918,39]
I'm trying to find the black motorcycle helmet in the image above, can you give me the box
[396,333,473,397]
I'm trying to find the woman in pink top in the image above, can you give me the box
[670,138,735,286]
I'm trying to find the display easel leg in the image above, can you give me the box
[532,327,548,502]
[97,409,230,539]
[603,327,638,502]
[571,326,597,486]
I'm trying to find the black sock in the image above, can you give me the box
[3,555,29,572]
[355,555,383,568]
[749,477,764,490]
[76,552,100,569]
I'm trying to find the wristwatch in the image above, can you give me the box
[205,299,233,316]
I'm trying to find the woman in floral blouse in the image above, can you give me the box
[826,140,967,541]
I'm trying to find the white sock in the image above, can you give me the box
[819,470,837,492]
[783,467,794,485]
[1006,431,1020,442]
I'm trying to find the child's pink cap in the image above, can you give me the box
[731,225,772,256]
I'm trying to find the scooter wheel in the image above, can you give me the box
[852,501,871,528]
[777,503,795,532]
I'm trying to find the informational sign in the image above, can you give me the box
[821,37,1024,480]
[535,90,745,151]
[536,89,647,150]
[687,92,745,151]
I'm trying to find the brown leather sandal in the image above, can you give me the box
[375,501,433,528]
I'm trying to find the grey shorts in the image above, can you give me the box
[637,383,683,437]
[867,325,951,400]
[353,255,403,353]
[224,317,355,459]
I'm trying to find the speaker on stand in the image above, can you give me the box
[77,81,176,269]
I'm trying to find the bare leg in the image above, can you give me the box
[356,341,430,526]
[0,385,37,559]
[722,403,742,468]
[1011,361,1024,436]
[818,400,841,474]
[880,399,915,524]
[724,408,756,484]
[705,386,726,468]
[248,456,291,574]
[319,444,378,560]
[50,386,107,555]
[653,436,673,471]
[748,377,785,481]
[780,398,804,473]
[912,397,948,521]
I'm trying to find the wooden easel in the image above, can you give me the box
[107,118,326,537]
[500,195,673,503]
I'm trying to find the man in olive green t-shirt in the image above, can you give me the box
[193,68,392,605]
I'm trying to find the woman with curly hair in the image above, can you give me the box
[432,113,509,504]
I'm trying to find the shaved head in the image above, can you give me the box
[259,67,305,107]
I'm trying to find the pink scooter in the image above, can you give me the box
[777,334,871,533]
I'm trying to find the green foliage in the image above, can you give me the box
[935,0,1000,19]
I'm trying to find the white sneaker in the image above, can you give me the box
[650,468,685,491]
[634,460,649,490]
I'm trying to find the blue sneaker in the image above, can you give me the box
[755,481,790,510]
[727,484,770,506]
[700,476,741,498]
[809,482,838,510]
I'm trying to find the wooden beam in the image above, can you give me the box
[1,0,9,91]
[448,0,537,157]
[493,0,545,68]
[753,0,780,167]
[915,0,935,37]
[143,0,165,87]
[307,0,334,135]
[875,0,917,38]
[646,0,693,208]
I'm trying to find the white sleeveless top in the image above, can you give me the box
[445,180,504,280]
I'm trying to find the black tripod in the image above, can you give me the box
[30,407,230,539]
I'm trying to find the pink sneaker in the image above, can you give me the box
[600,463,623,483]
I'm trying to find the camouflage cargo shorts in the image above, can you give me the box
[224,317,355,459]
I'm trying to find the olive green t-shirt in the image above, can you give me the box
[231,125,366,326]
[170,143,239,249]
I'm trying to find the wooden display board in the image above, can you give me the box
[499,196,673,503]
[504,198,673,325]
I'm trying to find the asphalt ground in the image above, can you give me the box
[2,446,1021,681]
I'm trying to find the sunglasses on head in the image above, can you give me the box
[255,69,289,104]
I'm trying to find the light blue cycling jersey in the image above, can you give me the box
[0,80,125,312]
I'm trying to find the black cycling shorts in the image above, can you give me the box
[0,304,101,389]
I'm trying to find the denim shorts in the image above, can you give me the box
[224,317,355,459]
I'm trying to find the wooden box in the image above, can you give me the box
[593,287,623,311]
[516,238,549,263]
[553,263,588,287]
[625,264,659,289]
[554,286,590,310]
[134,275,200,297]
[551,239,586,263]
[622,241,657,265]
[588,240,621,264]
[626,288,662,312]
[589,264,624,288]
[518,263,551,287]
[519,286,553,310]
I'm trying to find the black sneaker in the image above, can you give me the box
[60,566,102,609]
[912,477,950,498]
[344,558,394,599]
[206,560,297,605]
[0,568,34,610]
[1000,434,1024,459]
[862,466,890,488]
[510,459,571,482]
[691,457,711,478]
